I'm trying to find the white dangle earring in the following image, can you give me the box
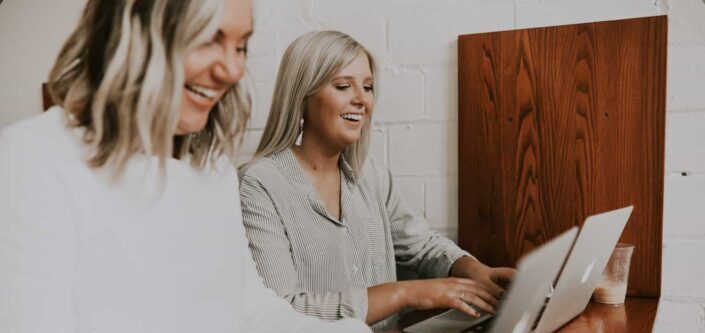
[294,118,304,146]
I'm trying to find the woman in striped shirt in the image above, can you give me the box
[240,30,516,329]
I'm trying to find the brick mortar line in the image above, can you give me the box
[668,39,705,48]
[667,109,705,115]
[663,235,705,241]
[661,295,705,304]
[665,171,705,177]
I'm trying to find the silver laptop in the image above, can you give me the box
[405,205,633,333]
[404,227,579,333]
[533,206,633,333]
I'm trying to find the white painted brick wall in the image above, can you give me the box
[0,0,86,125]
[664,175,705,236]
[318,17,388,65]
[388,2,514,65]
[388,122,457,176]
[515,0,663,29]
[425,176,459,231]
[2,0,705,330]
[665,0,705,42]
[425,66,459,121]
[668,46,705,112]
[393,177,425,218]
[666,113,705,171]
[653,300,705,333]
[663,240,705,298]
[375,69,425,122]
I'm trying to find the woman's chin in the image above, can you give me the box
[175,117,209,135]
[339,135,361,149]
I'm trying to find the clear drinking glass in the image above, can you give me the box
[593,243,635,305]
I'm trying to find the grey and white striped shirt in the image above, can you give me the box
[239,149,471,328]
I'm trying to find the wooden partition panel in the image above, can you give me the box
[42,83,53,111]
[458,16,666,297]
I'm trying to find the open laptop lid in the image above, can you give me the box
[404,228,577,333]
[487,226,578,333]
[533,206,633,333]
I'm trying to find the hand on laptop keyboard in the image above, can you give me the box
[402,278,498,317]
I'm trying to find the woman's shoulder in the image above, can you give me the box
[0,107,81,160]
[239,156,276,178]
[238,152,291,189]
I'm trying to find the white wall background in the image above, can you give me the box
[1,0,704,331]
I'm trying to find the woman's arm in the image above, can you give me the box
[372,162,506,307]
[366,278,496,325]
[374,164,471,278]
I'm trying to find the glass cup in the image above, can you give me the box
[593,243,635,305]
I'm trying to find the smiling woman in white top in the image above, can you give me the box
[0,1,369,333]
[240,30,516,329]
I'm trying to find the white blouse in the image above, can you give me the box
[0,108,370,333]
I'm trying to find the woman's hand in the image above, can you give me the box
[401,278,498,317]
[450,256,517,299]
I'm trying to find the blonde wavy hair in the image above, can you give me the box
[253,30,377,175]
[47,0,250,178]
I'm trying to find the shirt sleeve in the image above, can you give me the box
[0,130,77,333]
[239,173,369,322]
[235,174,370,333]
[377,163,474,278]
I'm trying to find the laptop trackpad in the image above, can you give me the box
[404,309,493,333]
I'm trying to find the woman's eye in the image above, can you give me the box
[364,85,374,92]
[335,85,350,90]
[200,39,217,48]
[236,41,249,55]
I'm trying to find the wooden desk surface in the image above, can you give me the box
[382,297,659,333]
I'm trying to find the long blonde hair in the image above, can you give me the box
[47,0,250,178]
[253,30,377,175]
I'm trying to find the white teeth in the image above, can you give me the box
[341,114,363,121]
[186,83,219,99]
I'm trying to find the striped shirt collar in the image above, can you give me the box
[269,148,357,225]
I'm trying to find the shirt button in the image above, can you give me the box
[342,228,348,233]
[353,265,359,272]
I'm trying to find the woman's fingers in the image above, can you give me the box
[482,280,506,299]
[453,278,501,305]
[450,298,481,317]
[459,274,505,298]
[492,267,518,286]
[468,285,499,307]
[457,288,495,314]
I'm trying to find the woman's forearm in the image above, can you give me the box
[366,281,408,325]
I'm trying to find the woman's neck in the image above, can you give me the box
[291,140,342,175]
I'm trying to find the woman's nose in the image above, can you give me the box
[351,87,369,108]
[214,50,245,85]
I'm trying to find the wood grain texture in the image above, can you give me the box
[555,298,659,333]
[42,83,53,111]
[458,16,667,298]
